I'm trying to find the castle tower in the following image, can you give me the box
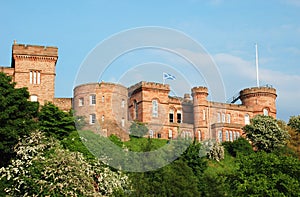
[239,86,277,118]
[12,43,58,104]
[192,86,209,140]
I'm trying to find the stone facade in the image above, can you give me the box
[74,81,277,142]
[0,42,72,110]
[1,41,277,143]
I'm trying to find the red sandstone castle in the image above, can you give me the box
[1,42,277,142]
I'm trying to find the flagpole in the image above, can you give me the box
[255,43,260,87]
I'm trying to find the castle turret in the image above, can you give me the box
[239,86,277,118]
[192,86,209,140]
[12,43,58,104]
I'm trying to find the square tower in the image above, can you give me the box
[11,43,58,104]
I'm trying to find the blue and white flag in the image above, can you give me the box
[163,72,176,80]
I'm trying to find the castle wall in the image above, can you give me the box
[53,98,72,112]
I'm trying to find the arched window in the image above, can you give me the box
[121,117,125,127]
[225,130,229,141]
[263,108,269,116]
[217,113,221,123]
[177,110,182,123]
[233,131,236,140]
[169,109,174,123]
[89,114,96,124]
[229,131,233,141]
[152,100,158,117]
[168,130,173,139]
[102,115,104,122]
[30,95,38,102]
[218,130,223,142]
[227,114,231,123]
[222,113,226,123]
[236,132,240,139]
[245,114,250,125]
[121,99,125,108]
[198,130,202,141]
[149,130,154,138]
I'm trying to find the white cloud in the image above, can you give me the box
[213,52,300,120]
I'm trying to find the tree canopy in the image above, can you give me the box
[243,115,289,152]
[0,72,38,166]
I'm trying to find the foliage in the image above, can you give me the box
[38,102,75,140]
[243,115,290,152]
[61,130,95,160]
[124,135,168,152]
[73,114,87,130]
[109,134,124,148]
[288,115,300,133]
[129,121,149,138]
[229,152,300,196]
[222,137,254,157]
[129,159,200,197]
[0,72,39,166]
[0,131,129,196]
[207,143,225,162]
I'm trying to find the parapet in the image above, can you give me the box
[240,86,277,99]
[12,43,58,57]
[128,81,170,95]
[191,86,208,96]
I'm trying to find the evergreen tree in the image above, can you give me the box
[0,72,38,166]
[38,102,75,140]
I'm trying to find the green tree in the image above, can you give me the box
[223,137,254,157]
[129,121,149,138]
[38,102,75,140]
[229,152,300,196]
[0,72,38,166]
[243,115,289,152]
[288,115,300,133]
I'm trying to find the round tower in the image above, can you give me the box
[239,86,277,118]
[192,86,209,140]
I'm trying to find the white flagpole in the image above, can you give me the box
[255,43,260,87]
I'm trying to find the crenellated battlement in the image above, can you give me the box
[191,86,208,96]
[128,81,170,95]
[240,86,277,99]
[12,43,58,57]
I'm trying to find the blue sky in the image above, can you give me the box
[0,0,299,121]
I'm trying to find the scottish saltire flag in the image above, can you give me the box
[163,72,176,80]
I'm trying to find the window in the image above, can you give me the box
[203,109,206,120]
[227,114,231,123]
[102,96,105,102]
[149,130,154,138]
[222,113,226,123]
[169,109,174,123]
[121,99,125,108]
[90,94,96,105]
[218,130,223,142]
[229,131,233,141]
[198,130,202,141]
[152,100,158,117]
[233,132,236,140]
[177,110,182,123]
[30,70,40,84]
[236,132,240,139]
[89,114,96,124]
[168,130,173,139]
[121,118,125,127]
[157,133,161,138]
[79,98,84,106]
[245,114,250,125]
[225,130,229,141]
[102,115,104,122]
[30,95,38,102]
[217,113,221,123]
[263,108,269,116]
